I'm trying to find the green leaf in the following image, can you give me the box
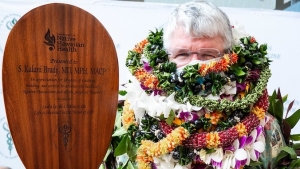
[269,98,275,115]
[285,109,300,129]
[250,42,258,48]
[112,127,127,137]
[273,99,284,123]
[269,90,277,104]
[251,59,261,65]
[259,44,268,55]
[234,68,246,76]
[290,134,300,141]
[243,37,249,44]
[249,160,263,167]
[99,163,105,169]
[290,159,300,168]
[268,90,278,114]
[166,110,175,125]
[274,151,289,165]
[103,148,112,161]
[119,90,127,96]
[114,135,129,156]
[279,146,297,160]
[118,154,129,169]
[157,114,165,120]
[115,112,122,128]
[282,94,288,103]
[292,143,300,150]
[127,143,138,160]
[126,161,135,169]
[206,148,216,154]
[232,45,242,54]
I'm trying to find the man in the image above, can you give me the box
[162,1,285,169]
[107,1,287,169]
[163,0,232,69]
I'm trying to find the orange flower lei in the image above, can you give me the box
[133,39,148,53]
[198,53,238,76]
[136,127,190,169]
[131,38,239,85]
[251,105,265,120]
[206,132,220,149]
[235,123,248,137]
[205,111,223,125]
[121,100,137,130]
[123,100,266,166]
[180,105,266,149]
[134,68,160,90]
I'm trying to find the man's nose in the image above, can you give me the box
[190,53,200,61]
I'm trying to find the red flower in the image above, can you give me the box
[250,37,256,43]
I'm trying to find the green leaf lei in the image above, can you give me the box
[126,28,271,112]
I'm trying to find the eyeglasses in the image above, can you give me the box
[168,48,223,67]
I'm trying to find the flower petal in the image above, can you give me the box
[199,149,211,164]
[250,128,257,142]
[143,61,152,72]
[245,135,253,145]
[235,160,241,169]
[224,145,235,152]
[222,151,234,169]
[233,139,239,150]
[250,150,258,161]
[239,136,247,148]
[256,125,263,139]
[235,149,247,161]
[236,82,246,93]
[250,141,265,161]
[190,113,199,121]
[206,94,220,100]
[211,148,223,162]
[224,81,236,95]
[253,141,265,153]
[246,151,251,165]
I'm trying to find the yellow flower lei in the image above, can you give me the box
[136,127,190,169]
[122,100,266,167]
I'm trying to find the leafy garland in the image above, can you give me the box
[187,67,271,112]
[107,28,275,169]
[126,28,271,107]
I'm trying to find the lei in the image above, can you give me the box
[111,28,272,169]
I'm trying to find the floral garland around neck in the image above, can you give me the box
[110,28,272,169]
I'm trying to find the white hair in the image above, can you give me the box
[163,0,233,51]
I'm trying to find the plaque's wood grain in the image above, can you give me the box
[2,3,118,169]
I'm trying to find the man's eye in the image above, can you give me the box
[201,54,216,59]
[176,53,189,58]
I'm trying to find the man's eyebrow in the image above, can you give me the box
[173,48,189,52]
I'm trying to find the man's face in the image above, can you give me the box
[168,27,225,68]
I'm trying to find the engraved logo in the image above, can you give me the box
[59,124,71,150]
[43,29,85,52]
[53,122,75,152]
[44,29,56,51]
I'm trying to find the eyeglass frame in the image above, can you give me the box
[167,48,230,67]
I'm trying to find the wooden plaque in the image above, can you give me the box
[2,3,118,169]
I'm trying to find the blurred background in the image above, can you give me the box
[117,0,300,12]
[0,0,299,168]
